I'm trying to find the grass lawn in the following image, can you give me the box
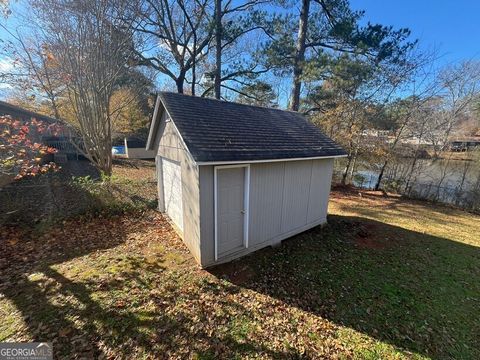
[0,188,479,359]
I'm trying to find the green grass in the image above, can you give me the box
[0,190,479,359]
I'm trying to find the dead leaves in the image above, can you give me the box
[58,327,72,337]
[1,201,450,359]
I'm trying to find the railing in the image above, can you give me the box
[44,139,81,156]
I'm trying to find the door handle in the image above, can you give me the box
[240,210,246,214]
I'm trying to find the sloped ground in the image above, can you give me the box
[0,187,479,359]
[0,159,157,226]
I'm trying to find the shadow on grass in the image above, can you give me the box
[0,171,105,227]
[0,214,302,359]
[210,214,480,359]
[0,217,144,357]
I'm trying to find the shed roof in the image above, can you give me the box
[147,92,346,163]
[0,100,61,124]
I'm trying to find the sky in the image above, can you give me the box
[350,0,480,66]
[1,0,480,100]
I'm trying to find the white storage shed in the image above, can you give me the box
[146,92,346,267]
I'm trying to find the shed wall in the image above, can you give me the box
[126,147,155,159]
[155,111,201,263]
[198,158,334,267]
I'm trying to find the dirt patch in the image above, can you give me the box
[355,236,386,250]
[334,219,388,250]
[355,223,388,249]
[210,261,256,285]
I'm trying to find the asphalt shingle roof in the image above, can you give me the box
[157,92,346,163]
[0,100,60,124]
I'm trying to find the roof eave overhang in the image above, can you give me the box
[145,95,196,166]
[146,96,163,150]
[196,154,347,166]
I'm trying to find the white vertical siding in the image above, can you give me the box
[199,165,214,266]
[281,160,313,233]
[249,163,285,246]
[155,111,201,263]
[198,158,335,267]
[307,159,334,223]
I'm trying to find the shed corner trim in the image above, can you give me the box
[197,154,347,166]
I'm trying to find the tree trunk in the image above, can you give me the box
[375,160,388,191]
[101,157,112,176]
[341,133,355,185]
[103,128,112,176]
[349,148,358,181]
[214,0,222,99]
[176,72,185,94]
[50,99,61,120]
[191,34,197,96]
[341,154,352,186]
[289,0,310,111]
[435,159,451,201]
[404,156,418,194]
[456,162,470,206]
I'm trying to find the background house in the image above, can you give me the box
[112,136,155,159]
[0,100,81,163]
[449,136,480,151]
[147,92,346,267]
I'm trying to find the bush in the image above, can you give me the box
[382,178,404,193]
[71,175,157,214]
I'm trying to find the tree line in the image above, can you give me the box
[1,0,479,197]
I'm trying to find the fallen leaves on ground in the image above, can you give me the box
[0,189,478,359]
[0,209,351,359]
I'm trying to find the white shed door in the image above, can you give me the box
[162,158,183,231]
[216,166,247,258]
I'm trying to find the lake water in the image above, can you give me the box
[346,158,480,207]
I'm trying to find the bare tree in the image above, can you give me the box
[1,24,64,119]
[434,62,480,154]
[374,97,423,191]
[372,56,441,190]
[125,0,213,94]
[403,100,436,193]
[126,0,271,98]
[32,0,134,175]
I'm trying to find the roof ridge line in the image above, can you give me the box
[158,91,302,114]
